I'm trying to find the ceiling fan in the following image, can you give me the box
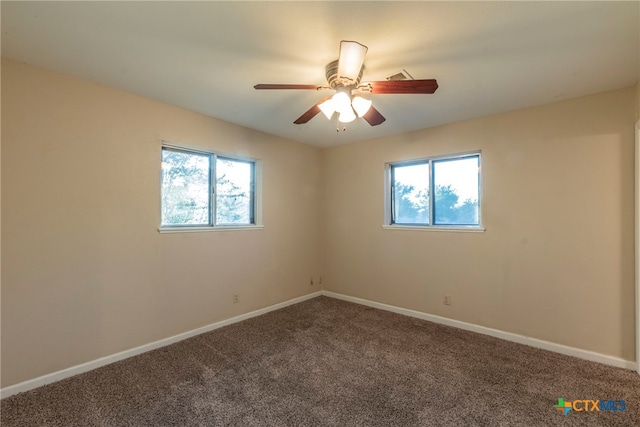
[254,40,438,128]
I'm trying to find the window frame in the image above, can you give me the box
[383,151,484,232]
[159,142,262,233]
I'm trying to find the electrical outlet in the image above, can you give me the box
[233,294,239,304]
[444,295,452,306]
[309,277,314,286]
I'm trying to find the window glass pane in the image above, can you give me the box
[216,158,253,225]
[392,163,429,224]
[433,156,479,225]
[161,149,211,226]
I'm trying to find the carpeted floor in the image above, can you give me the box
[1,296,639,426]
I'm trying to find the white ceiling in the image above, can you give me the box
[2,1,639,148]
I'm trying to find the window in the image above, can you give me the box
[387,152,481,229]
[161,145,258,229]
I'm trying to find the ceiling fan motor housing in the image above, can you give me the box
[325,60,364,90]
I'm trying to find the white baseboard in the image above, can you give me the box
[321,290,638,371]
[0,291,322,399]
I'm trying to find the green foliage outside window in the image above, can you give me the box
[161,147,254,227]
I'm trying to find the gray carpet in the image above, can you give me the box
[1,296,639,426]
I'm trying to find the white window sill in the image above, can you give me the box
[158,225,264,234]
[382,225,485,233]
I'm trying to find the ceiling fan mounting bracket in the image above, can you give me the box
[355,84,373,93]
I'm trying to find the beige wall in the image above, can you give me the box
[322,87,637,362]
[1,59,322,387]
[637,82,640,120]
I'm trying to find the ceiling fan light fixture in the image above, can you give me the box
[318,98,336,119]
[351,96,372,117]
[338,107,356,123]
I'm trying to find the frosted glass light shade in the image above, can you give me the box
[351,96,372,117]
[318,98,336,119]
[338,107,356,123]
[332,91,352,113]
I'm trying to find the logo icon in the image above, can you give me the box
[555,398,572,416]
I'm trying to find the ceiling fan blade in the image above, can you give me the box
[294,105,320,124]
[337,40,368,82]
[294,96,333,124]
[362,106,386,126]
[367,79,439,94]
[254,84,321,90]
